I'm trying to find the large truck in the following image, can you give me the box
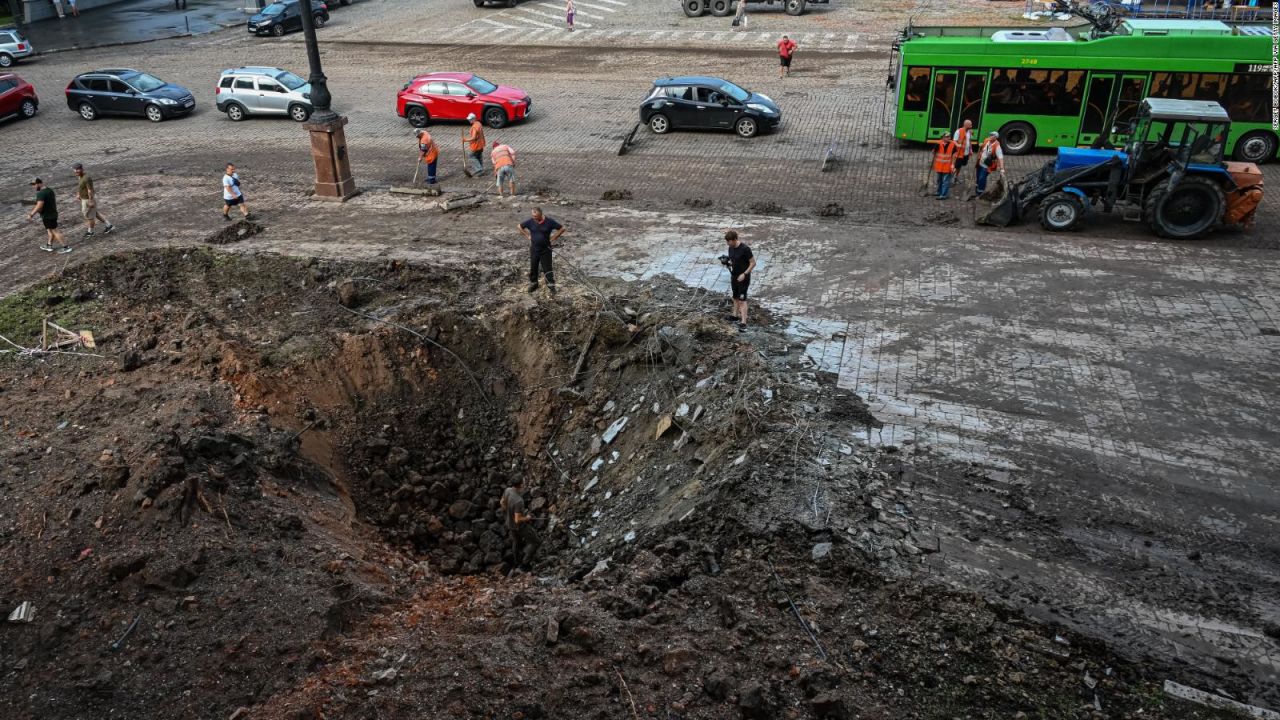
[681,0,830,17]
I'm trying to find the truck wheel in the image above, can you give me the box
[682,0,706,16]
[785,0,806,15]
[1039,192,1083,232]
[709,0,731,16]
[1145,176,1225,239]
[1232,131,1277,164]
[999,121,1036,155]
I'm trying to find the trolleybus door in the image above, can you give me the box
[958,70,988,134]
[926,69,958,140]
[1078,73,1116,147]
[1112,74,1149,138]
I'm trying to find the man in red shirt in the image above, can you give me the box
[777,35,797,79]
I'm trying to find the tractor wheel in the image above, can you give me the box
[1145,176,1225,239]
[709,0,731,16]
[785,0,806,15]
[999,121,1036,155]
[1232,131,1277,164]
[682,0,706,15]
[1039,192,1084,232]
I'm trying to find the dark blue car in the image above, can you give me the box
[65,69,195,122]
[640,75,781,138]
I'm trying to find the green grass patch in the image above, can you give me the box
[0,284,97,354]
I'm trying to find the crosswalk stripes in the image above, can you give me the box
[438,23,869,51]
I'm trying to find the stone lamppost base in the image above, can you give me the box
[304,115,357,201]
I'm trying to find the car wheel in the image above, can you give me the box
[709,0,731,16]
[145,104,164,122]
[484,106,508,129]
[735,116,758,138]
[314,14,325,27]
[1039,191,1084,232]
[507,0,517,6]
[406,106,429,127]
[648,113,670,134]
[999,121,1036,155]
[289,103,312,122]
[225,102,247,121]
[0,53,13,69]
[272,24,286,36]
[1232,131,1277,164]
[473,0,483,6]
[682,0,706,16]
[78,102,98,121]
[20,99,37,119]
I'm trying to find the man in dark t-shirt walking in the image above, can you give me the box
[518,207,566,296]
[723,230,756,332]
[26,178,71,254]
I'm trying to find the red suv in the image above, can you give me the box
[0,72,37,123]
[397,72,531,129]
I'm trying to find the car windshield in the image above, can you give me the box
[262,3,286,14]
[466,76,498,95]
[123,73,166,92]
[275,71,307,90]
[719,81,750,103]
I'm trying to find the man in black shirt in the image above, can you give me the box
[724,230,755,332]
[518,207,566,296]
[27,178,70,254]
[500,477,539,568]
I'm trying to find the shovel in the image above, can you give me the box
[390,155,440,196]
[462,136,473,178]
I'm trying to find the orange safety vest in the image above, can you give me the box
[953,127,973,157]
[979,137,1002,171]
[932,138,959,174]
[491,144,515,170]
[418,132,439,164]
[467,120,486,153]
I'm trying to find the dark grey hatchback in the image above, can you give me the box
[66,69,195,122]
[640,75,781,138]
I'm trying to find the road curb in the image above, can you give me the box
[29,20,240,57]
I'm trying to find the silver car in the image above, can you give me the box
[215,66,312,122]
[0,27,35,68]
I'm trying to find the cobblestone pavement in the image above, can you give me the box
[2,17,1279,707]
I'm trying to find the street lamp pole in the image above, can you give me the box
[298,0,356,199]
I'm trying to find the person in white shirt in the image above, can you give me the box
[221,163,251,221]
[951,119,974,181]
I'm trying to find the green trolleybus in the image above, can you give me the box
[888,18,1276,163]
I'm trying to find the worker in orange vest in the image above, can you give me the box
[463,112,486,178]
[491,140,517,198]
[951,119,974,179]
[974,131,1005,197]
[415,129,439,186]
[932,135,960,200]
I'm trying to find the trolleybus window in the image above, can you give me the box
[903,67,930,111]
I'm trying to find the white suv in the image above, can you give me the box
[215,66,313,122]
[0,27,35,68]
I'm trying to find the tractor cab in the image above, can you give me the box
[979,97,1264,239]
[1124,98,1231,184]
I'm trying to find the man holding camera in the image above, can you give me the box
[721,230,756,332]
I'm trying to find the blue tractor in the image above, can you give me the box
[981,98,1264,239]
